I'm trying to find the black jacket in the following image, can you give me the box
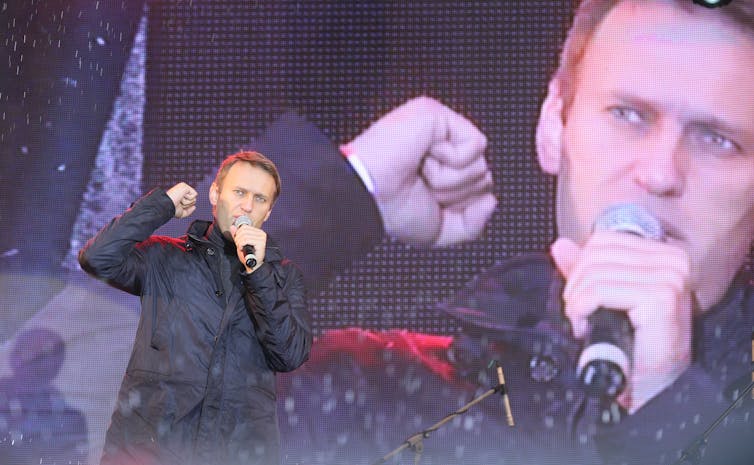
[279,254,754,465]
[442,253,754,465]
[79,188,311,465]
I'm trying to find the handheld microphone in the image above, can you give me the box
[577,203,665,398]
[232,215,258,269]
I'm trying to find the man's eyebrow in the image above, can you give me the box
[610,92,656,109]
[687,116,752,140]
[613,92,754,141]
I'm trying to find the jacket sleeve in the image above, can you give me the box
[241,260,312,372]
[250,111,385,295]
[78,188,176,295]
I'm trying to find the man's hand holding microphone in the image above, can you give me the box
[230,215,267,273]
[550,204,693,413]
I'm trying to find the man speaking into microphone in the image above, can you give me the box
[278,2,754,464]
[79,151,311,465]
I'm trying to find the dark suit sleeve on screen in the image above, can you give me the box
[251,111,385,294]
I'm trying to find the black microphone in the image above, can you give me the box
[577,203,665,398]
[232,215,258,269]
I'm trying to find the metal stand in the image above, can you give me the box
[371,362,513,465]
[672,378,754,465]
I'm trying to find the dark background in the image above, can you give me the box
[2,0,571,338]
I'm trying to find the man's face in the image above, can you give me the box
[539,0,754,309]
[209,161,276,237]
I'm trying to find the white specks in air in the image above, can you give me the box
[321,397,336,414]
[284,396,295,412]
[1,249,19,258]
[61,77,78,87]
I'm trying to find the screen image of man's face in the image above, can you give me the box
[549,0,754,310]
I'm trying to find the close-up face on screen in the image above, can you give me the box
[1,1,753,465]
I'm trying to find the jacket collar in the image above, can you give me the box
[184,219,283,262]
[693,268,754,368]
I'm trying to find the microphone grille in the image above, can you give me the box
[233,215,252,228]
[594,203,664,241]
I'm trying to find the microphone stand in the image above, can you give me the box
[370,362,513,465]
[671,378,754,465]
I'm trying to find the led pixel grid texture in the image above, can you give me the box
[143,0,572,335]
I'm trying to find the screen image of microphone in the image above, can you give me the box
[232,215,257,268]
[577,203,665,398]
